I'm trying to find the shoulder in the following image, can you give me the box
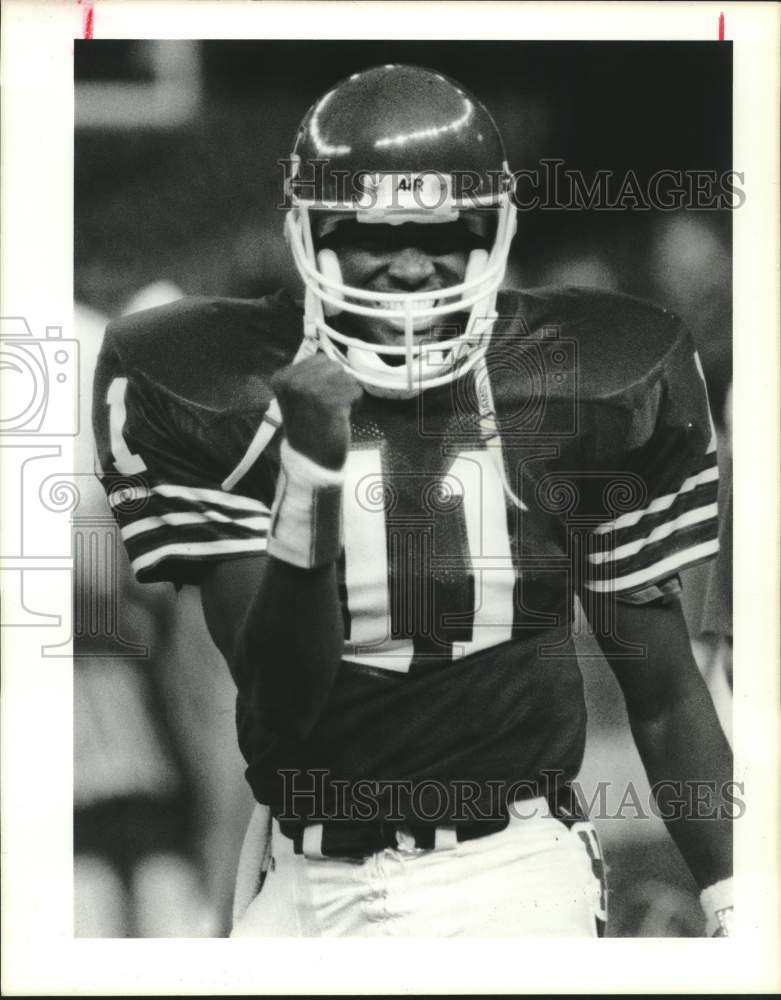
[496,286,692,401]
[492,287,709,459]
[102,290,303,411]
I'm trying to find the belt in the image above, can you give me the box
[292,816,511,860]
[291,787,586,861]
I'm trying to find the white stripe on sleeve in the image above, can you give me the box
[592,464,718,536]
[131,537,268,574]
[121,509,270,542]
[109,482,270,514]
[584,538,719,593]
[588,502,718,566]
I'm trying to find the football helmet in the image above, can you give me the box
[284,64,517,397]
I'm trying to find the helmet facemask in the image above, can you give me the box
[285,191,516,398]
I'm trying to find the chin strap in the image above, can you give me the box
[221,335,318,492]
[473,352,527,512]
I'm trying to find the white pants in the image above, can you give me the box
[231,800,606,938]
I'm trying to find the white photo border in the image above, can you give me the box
[1,1,779,994]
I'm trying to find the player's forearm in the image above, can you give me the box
[626,683,733,889]
[236,557,345,741]
[230,357,361,740]
[596,597,733,891]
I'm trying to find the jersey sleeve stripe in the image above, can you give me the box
[598,477,718,548]
[106,481,272,583]
[586,518,717,585]
[583,537,719,594]
[591,461,718,536]
[120,510,270,542]
[109,483,270,515]
[131,537,268,575]
[153,483,270,512]
[123,518,267,561]
[587,501,718,566]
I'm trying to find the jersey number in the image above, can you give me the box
[105,377,148,475]
[341,447,516,673]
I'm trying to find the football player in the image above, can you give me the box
[93,64,733,937]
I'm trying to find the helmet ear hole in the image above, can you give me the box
[316,249,344,317]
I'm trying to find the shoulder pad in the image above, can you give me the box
[105,291,303,412]
[494,286,705,457]
[509,286,688,400]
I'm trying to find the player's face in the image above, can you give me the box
[324,221,471,349]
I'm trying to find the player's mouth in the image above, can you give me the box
[371,296,441,332]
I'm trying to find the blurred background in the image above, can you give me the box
[74,40,733,937]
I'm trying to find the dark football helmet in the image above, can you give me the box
[285,64,516,397]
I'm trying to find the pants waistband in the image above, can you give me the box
[291,788,587,861]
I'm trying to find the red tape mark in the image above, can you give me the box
[82,0,94,40]
[718,12,725,41]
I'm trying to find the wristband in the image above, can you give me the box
[700,877,734,937]
[266,439,345,569]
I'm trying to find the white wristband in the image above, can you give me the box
[266,439,345,569]
[700,877,734,937]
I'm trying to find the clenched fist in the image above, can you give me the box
[271,354,363,470]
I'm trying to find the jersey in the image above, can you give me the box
[93,286,719,828]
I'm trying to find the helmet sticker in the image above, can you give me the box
[356,172,458,223]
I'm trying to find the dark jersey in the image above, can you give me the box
[93,286,719,824]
